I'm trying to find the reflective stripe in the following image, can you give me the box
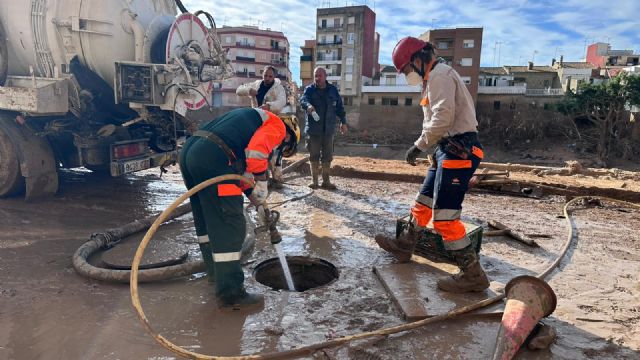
[254,108,269,122]
[217,183,242,197]
[442,235,472,251]
[442,159,472,169]
[415,193,433,207]
[198,235,209,244]
[434,219,467,242]
[471,146,484,159]
[433,209,462,221]
[245,149,269,160]
[213,251,241,262]
[411,202,433,228]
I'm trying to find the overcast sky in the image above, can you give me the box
[184,0,640,85]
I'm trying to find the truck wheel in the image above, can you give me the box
[0,126,25,197]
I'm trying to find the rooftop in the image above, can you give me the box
[504,65,556,73]
[556,62,595,69]
[480,67,508,75]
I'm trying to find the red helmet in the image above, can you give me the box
[392,37,428,73]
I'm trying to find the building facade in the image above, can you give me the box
[587,42,640,68]
[314,5,380,106]
[419,27,483,102]
[300,40,316,87]
[213,26,291,107]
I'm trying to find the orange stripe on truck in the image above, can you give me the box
[217,184,242,197]
[441,159,472,169]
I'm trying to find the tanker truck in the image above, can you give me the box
[0,0,232,199]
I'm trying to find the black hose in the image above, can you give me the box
[0,21,8,86]
[174,0,188,14]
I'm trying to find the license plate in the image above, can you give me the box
[122,157,150,174]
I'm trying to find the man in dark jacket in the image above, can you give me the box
[300,67,347,189]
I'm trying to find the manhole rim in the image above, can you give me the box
[252,255,340,292]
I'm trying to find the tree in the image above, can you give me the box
[556,72,640,164]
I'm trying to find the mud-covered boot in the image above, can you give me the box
[374,226,418,262]
[437,246,490,293]
[219,289,264,310]
[321,162,337,190]
[309,162,320,189]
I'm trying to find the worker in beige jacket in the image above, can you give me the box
[375,37,489,294]
[236,65,288,187]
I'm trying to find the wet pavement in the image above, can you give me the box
[1,164,639,359]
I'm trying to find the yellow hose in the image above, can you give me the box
[130,175,639,360]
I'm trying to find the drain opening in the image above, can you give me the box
[254,256,339,292]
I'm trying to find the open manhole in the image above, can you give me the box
[254,256,339,291]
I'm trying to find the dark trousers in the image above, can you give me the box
[306,134,335,163]
[179,136,246,297]
[412,133,483,251]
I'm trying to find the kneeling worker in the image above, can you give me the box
[374,37,489,293]
[180,108,299,308]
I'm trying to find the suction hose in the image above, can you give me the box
[131,189,640,359]
[73,158,310,283]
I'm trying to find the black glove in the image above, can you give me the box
[405,145,422,166]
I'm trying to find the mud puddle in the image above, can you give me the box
[1,166,639,359]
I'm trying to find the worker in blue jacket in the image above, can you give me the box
[300,67,347,189]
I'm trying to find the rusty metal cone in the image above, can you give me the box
[492,275,557,360]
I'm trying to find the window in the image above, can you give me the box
[334,18,341,27]
[345,48,354,58]
[347,33,355,44]
[348,16,355,24]
[321,19,327,28]
[509,102,517,110]
[461,58,473,66]
[320,35,326,44]
[368,97,375,105]
[346,64,353,73]
[386,75,396,85]
[344,97,353,106]
[382,97,399,106]
[543,80,550,87]
[345,74,352,81]
[405,98,413,106]
[463,39,474,48]
[437,41,449,49]
[225,36,231,44]
[460,76,471,85]
[493,101,501,110]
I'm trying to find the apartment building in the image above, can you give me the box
[300,40,316,87]
[419,27,483,102]
[313,5,380,106]
[212,25,291,107]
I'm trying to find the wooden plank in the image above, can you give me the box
[373,261,502,321]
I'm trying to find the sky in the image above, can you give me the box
[183,0,640,85]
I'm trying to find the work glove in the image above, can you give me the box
[249,179,269,206]
[405,145,422,166]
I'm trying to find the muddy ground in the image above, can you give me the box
[1,151,639,359]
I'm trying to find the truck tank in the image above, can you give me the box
[0,0,176,88]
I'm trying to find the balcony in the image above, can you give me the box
[317,40,343,46]
[526,88,564,96]
[318,24,343,31]
[316,56,341,65]
[236,42,255,48]
[362,84,422,93]
[478,86,526,94]
[235,56,255,62]
[300,55,313,61]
